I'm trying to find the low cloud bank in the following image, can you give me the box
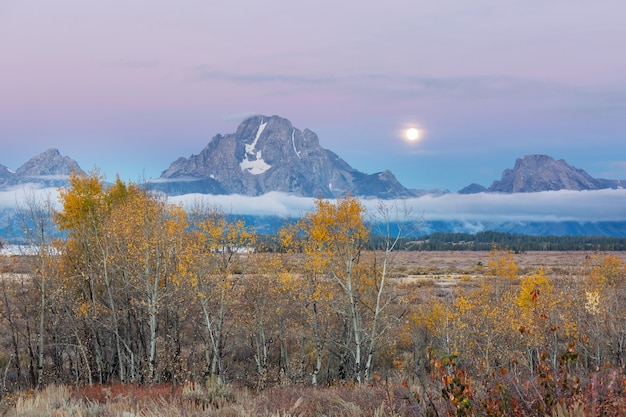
[0,185,61,210]
[405,189,626,222]
[170,189,626,223]
[2,185,625,223]
[168,191,315,217]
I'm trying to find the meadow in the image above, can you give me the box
[1,249,625,417]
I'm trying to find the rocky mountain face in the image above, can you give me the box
[151,115,414,198]
[461,154,625,193]
[0,149,83,188]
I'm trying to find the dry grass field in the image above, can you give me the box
[387,250,626,294]
[3,249,619,303]
[0,255,32,274]
[390,250,626,276]
[1,250,625,416]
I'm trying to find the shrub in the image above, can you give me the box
[182,376,235,409]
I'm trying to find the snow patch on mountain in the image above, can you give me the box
[240,153,271,175]
[291,129,301,159]
[240,121,271,175]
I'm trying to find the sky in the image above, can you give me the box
[2,0,626,193]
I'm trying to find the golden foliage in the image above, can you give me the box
[517,268,553,310]
[589,255,624,288]
[487,247,519,279]
[55,169,106,232]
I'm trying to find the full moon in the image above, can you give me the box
[406,128,420,141]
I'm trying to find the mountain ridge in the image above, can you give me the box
[150,115,415,199]
[1,123,625,197]
[0,148,84,188]
[1,127,626,239]
[459,154,625,194]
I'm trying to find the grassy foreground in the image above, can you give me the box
[2,381,418,417]
[2,245,626,416]
[2,371,626,417]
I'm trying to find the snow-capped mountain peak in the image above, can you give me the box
[152,115,413,198]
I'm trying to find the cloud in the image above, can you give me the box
[417,76,573,100]
[221,112,261,122]
[0,185,61,210]
[168,191,315,217]
[148,177,199,184]
[187,66,574,101]
[404,189,626,222]
[22,175,73,181]
[188,66,337,86]
[2,185,624,225]
[103,59,158,69]
[168,189,626,223]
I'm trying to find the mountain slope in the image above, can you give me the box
[16,148,82,177]
[461,154,625,193]
[0,164,15,187]
[0,149,84,189]
[458,183,487,194]
[151,115,414,198]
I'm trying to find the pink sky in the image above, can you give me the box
[1,0,626,191]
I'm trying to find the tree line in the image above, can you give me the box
[0,171,414,389]
[404,231,626,251]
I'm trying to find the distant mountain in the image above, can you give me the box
[150,115,414,199]
[0,149,84,189]
[458,183,487,195]
[460,154,625,193]
[16,148,82,178]
[0,164,15,187]
[2,145,626,241]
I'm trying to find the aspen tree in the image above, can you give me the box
[289,196,407,383]
[363,201,416,381]
[280,219,335,385]
[17,191,57,388]
[106,189,187,382]
[583,255,626,369]
[240,252,300,388]
[182,206,255,383]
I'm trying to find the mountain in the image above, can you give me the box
[0,149,84,189]
[461,154,625,193]
[150,115,414,199]
[16,148,82,178]
[2,145,626,241]
[458,183,487,194]
[0,164,15,188]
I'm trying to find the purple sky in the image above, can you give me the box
[2,0,626,192]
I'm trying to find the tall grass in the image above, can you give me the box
[4,376,626,417]
[4,381,420,417]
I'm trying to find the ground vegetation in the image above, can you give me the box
[0,172,625,416]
